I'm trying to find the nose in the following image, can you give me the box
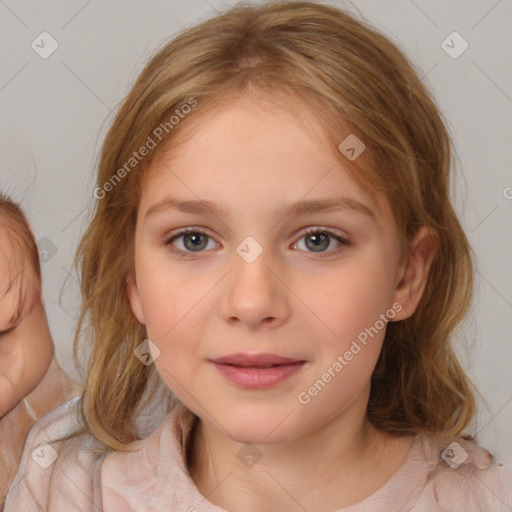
[219,242,291,330]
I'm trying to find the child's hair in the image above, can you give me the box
[0,193,42,325]
[71,0,477,450]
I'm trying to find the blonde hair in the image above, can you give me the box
[70,0,477,450]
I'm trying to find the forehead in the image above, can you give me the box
[152,93,336,168]
[141,95,392,225]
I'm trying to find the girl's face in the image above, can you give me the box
[0,231,54,417]
[128,95,429,445]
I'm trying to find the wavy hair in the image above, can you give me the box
[68,0,477,450]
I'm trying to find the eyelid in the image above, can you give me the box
[0,318,21,336]
[0,326,15,337]
[164,226,349,244]
[163,225,351,256]
[300,225,350,240]
[164,226,218,246]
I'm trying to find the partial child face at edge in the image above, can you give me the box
[127,95,435,445]
[0,228,54,417]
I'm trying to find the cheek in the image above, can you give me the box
[0,341,24,415]
[0,375,17,417]
[139,274,207,336]
[309,253,395,344]
[136,256,213,372]
[298,253,394,408]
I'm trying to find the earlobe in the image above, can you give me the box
[126,271,146,325]
[391,226,439,322]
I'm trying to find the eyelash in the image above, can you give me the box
[163,227,350,259]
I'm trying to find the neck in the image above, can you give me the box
[187,396,413,511]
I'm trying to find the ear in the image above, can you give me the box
[126,269,146,326]
[391,226,439,322]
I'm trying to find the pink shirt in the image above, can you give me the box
[4,396,512,511]
[0,357,82,509]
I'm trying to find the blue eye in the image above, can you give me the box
[164,228,218,256]
[294,227,350,255]
[163,227,350,258]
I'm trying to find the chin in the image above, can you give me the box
[216,409,301,446]
[229,426,304,448]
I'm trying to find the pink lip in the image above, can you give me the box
[209,353,306,389]
[211,352,303,366]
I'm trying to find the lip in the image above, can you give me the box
[209,353,306,389]
[210,353,303,366]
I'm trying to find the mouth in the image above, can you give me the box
[210,353,305,367]
[216,361,305,370]
[222,363,288,369]
[209,354,306,388]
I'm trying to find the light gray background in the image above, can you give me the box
[1,0,511,462]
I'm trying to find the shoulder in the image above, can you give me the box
[22,357,82,420]
[0,359,82,505]
[4,396,108,512]
[101,403,200,511]
[412,435,512,511]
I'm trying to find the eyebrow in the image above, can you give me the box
[144,197,376,221]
